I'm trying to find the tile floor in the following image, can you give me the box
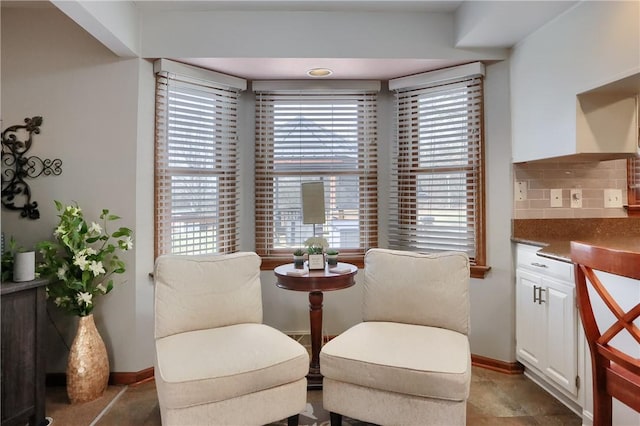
[45,366,582,425]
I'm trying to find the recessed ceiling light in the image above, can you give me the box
[307,68,333,78]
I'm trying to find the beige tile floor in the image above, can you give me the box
[45,366,582,426]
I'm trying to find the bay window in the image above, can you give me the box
[254,83,379,266]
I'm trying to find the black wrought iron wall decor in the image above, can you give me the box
[1,116,62,219]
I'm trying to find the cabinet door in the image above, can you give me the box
[516,269,546,369]
[544,277,578,395]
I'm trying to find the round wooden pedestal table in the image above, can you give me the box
[274,262,358,389]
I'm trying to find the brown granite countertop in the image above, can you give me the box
[512,218,640,263]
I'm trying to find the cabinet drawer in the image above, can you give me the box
[516,244,573,282]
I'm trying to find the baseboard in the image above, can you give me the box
[471,354,524,375]
[46,367,155,387]
[110,367,155,385]
[46,354,520,387]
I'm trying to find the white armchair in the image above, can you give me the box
[320,248,471,425]
[153,252,309,426]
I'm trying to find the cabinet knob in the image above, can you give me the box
[531,262,548,268]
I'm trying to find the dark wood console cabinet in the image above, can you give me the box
[1,278,48,426]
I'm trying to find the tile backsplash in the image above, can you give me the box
[513,159,628,219]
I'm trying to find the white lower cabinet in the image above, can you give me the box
[515,244,580,410]
[516,270,546,369]
[545,281,577,392]
[516,243,640,425]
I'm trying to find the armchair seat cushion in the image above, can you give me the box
[320,321,471,402]
[156,323,309,409]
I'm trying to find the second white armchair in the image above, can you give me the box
[320,248,472,425]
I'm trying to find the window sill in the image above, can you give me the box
[471,265,491,279]
[260,255,491,278]
[260,255,365,271]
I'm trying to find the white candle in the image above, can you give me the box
[13,251,35,282]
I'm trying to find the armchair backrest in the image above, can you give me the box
[154,252,263,339]
[363,249,470,335]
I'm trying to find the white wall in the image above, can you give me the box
[472,60,515,361]
[51,0,140,57]
[140,10,507,62]
[1,7,153,373]
[510,0,640,162]
[133,59,156,369]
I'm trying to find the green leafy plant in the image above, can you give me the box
[326,249,339,256]
[36,201,133,317]
[1,236,20,282]
[307,246,323,255]
[293,248,305,256]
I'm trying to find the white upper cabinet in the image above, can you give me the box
[510,1,640,163]
[576,76,639,159]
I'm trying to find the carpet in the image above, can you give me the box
[45,385,125,426]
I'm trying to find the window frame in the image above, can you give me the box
[254,85,379,268]
[389,64,489,278]
[628,155,640,217]
[154,60,246,257]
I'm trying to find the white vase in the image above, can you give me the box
[13,251,35,282]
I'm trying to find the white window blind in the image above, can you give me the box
[255,89,378,259]
[389,75,485,266]
[155,69,242,256]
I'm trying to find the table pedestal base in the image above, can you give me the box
[307,369,323,390]
[273,263,358,391]
[308,291,324,389]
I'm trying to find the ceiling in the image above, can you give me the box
[179,58,470,81]
[35,0,578,80]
